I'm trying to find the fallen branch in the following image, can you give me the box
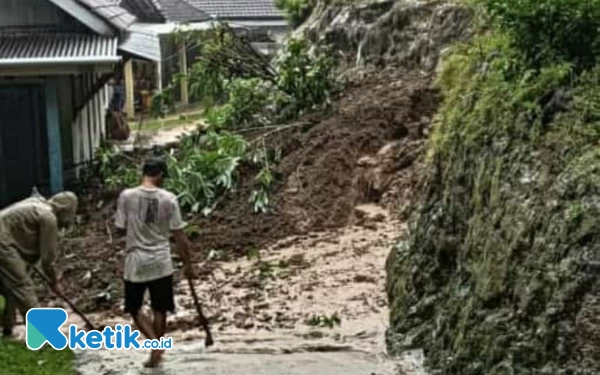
[234,121,314,134]
[105,220,113,245]
[249,121,315,145]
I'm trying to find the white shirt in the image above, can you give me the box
[115,186,186,282]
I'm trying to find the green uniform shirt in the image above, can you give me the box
[0,197,58,284]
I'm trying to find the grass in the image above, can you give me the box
[0,340,74,375]
[131,112,205,132]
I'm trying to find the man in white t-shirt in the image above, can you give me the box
[115,157,193,368]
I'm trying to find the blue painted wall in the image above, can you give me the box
[45,78,64,193]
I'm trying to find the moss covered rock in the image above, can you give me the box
[386,20,600,375]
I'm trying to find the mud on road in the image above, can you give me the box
[28,69,440,374]
[52,68,438,314]
[62,205,426,375]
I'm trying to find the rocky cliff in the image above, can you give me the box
[384,5,600,375]
[300,0,472,72]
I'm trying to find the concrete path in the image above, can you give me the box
[75,342,398,375]
[115,125,194,152]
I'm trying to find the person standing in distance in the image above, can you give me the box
[115,157,193,367]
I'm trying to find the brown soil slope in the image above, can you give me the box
[191,69,438,254]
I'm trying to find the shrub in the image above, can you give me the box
[482,0,600,69]
[95,143,139,189]
[276,0,314,27]
[188,61,229,106]
[165,130,247,214]
[166,25,338,129]
[150,85,175,118]
[275,38,338,119]
[205,78,273,129]
[179,23,276,106]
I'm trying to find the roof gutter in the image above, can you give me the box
[0,56,122,66]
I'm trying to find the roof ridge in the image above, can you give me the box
[174,0,211,20]
[75,0,137,30]
[183,0,285,21]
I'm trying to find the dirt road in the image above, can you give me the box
[54,204,426,375]
[76,346,398,375]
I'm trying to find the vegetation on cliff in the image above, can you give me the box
[387,1,600,374]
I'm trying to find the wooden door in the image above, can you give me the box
[0,85,49,207]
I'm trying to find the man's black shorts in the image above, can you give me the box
[124,275,175,316]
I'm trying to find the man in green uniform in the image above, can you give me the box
[0,191,78,337]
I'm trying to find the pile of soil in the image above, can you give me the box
[191,68,439,255]
[50,68,439,312]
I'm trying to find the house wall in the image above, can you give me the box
[0,75,80,196]
[0,0,115,199]
[57,76,74,170]
[70,73,109,177]
[0,72,110,195]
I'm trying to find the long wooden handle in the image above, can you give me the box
[187,277,214,347]
[33,267,97,331]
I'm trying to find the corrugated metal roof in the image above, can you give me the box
[120,29,161,61]
[77,0,137,30]
[0,33,119,65]
[120,0,165,23]
[120,0,209,23]
[187,0,283,20]
[120,0,282,23]
[157,0,210,23]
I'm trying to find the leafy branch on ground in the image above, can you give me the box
[95,142,139,189]
[98,22,338,217]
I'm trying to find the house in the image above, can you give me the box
[117,0,289,117]
[0,0,160,206]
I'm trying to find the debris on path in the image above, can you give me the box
[28,68,440,374]
[68,204,427,375]
[48,69,438,316]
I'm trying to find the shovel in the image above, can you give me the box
[186,276,214,347]
[33,267,98,331]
